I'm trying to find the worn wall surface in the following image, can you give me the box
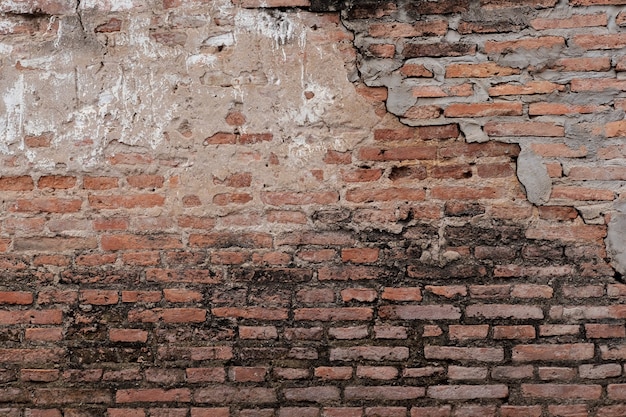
[1,0,626,415]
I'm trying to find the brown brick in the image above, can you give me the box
[427,385,507,399]
[424,346,503,362]
[512,344,594,362]
[521,384,601,399]
[449,325,489,341]
[344,386,425,401]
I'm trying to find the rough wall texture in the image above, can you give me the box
[1,0,626,416]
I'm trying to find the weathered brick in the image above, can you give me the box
[330,346,409,361]
[427,385,508,399]
[512,344,594,362]
[521,384,601,399]
[424,346,503,362]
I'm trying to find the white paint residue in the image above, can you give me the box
[288,81,335,126]
[80,0,139,11]
[186,54,218,68]
[235,9,298,49]
[0,75,25,154]
[287,135,327,167]
[0,43,12,55]
[204,33,235,47]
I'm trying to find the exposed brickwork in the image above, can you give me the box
[0,0,625,415]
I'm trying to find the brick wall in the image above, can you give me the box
[1,0,626,416]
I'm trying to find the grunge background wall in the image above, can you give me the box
[1,0,626,415]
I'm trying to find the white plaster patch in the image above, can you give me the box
[186,53,218,68]
[204,33,235,48]
[285,81,335,126]
[235,9,299,48]
[0,75,25,154]
[287,135,327,167]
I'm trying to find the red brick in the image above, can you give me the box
[381,287,422,301]
[121,291,161,303]
[323,409,362,417]
[109,329,148,343]
[89,194,165,209]
[484,36,565,53]
[21,369,60,382]
[447,366,487,380]
[526,224,606,241]
[116,388,191,403]
[424,346,503,362]
[368,44,395,58]
[522,384,601,399]
[25,328,63,342]
[0,310,62,325]
[261,191,338,206]
[579,363,622,379]
[194,386,276,404]
[128,308,206,323]
[364,407,405,417]
[571,77,626,92]
[284,387,340,403]
[370,21,447,38]
[330,346,409,361]
[493,325,536,340]
[586,324,625,338]
[341,248,379,263]
[400,63,433,77]
[213,307,288,320]
[491,366,534,380]
[427,385,507,399]
[190,409,229,417]
[0,291,32,305]
[539,325,580,336]
[80,290,118,305]
[346,187,426,202]
[574,33,626,50]
[425,286,467,298]
[484,121,564,137]
[230,367,267,382]
[403,42,476,58]
[356,366,398,380]
[512,344,594,361]
[341,288,377,302]
[294,307,372,321]
[532,13,607,29]
[83,176,118,190]
[359,146,437,161]
[530,103,607,116]
[344,386,425,401]
[329,326,368,340]
[449,325,489,340]
[186,368,226,383]
[102,235,182,251]
[444,102,521,117]
[466,304,543,319]
[379,305,461,320]
[355,85,388,101]
[408,407,450,417]
[445,62,519,78]
[412,84,473,98]
[38,175,76,189]
[32,389,111,405]
[314,367,352,380]
[511,284,553,299]
[0,176,34,191]
[547,405,588,417]
[12,198,82,213]
[342,169,382,182]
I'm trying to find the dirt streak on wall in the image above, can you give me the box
[0,0,625,416]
